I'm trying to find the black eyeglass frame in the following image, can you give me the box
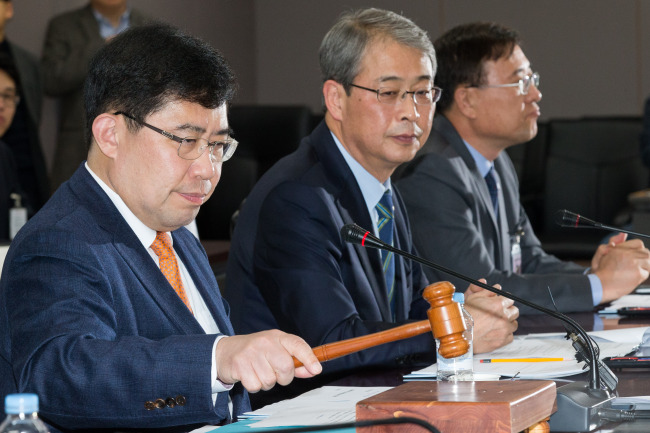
[349,83,442,105]
[113,111,238,162]
[0,91,20,107]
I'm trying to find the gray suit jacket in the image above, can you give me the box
[396,115,593,313]
[9,42,41,124]
[41,4,149,190]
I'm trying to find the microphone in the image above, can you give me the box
[555,209,650,240]
[341,223,617,432]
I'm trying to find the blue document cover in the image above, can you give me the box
[212,419,354,432]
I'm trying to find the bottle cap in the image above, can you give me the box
[452,292,465,304]
[4,393,38,414]
[9,193,22,208]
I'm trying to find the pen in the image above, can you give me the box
[608,357,650,361]
[479,358,565,363]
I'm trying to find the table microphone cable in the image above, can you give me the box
[598,408,650,421]
[237,416,441,433]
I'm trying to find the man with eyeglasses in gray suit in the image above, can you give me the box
[397,22,650,314]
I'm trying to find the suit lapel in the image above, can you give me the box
[311,124,392,320]
[173,232,234,336]
[472,167,500,232]
[70,168,205,335]
[79,5,103,43]
[494,159,513,271]
[435,116,507,267]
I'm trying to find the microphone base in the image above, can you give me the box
[549,381,615,432]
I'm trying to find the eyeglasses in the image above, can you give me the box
[0,92,19,107]
[114,111,238,163]
[349,84,442,106]
[468,72,540,95]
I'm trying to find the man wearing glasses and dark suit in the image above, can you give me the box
[227,9,519,407]
[397,22,650,314]
[0,23,321,433]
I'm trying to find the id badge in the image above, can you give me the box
[511,235,522,274]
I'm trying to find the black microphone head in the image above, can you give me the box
[554,209,597,228]
[340,224,385,249]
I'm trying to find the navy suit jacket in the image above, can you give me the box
[397,115,592,313]
[0,166,249,432]
[227,121,432,374]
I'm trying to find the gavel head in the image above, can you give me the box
[423,281,469,359]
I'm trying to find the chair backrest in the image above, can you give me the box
[505,121,548,232]
[541,117,647,254]
[196,105,314,240]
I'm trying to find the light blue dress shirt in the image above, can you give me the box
[92,7,131,40]
[331,132,391,236]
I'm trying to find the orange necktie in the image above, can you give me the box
[151,231,193,314]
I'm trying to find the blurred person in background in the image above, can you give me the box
[0,0,49,212]
[42,0,148,191]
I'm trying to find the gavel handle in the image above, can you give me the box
[293,319,431,368]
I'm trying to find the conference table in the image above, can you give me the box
[319,311,650,433]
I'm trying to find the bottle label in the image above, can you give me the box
[9,207,27,240]
[436,305,474,381]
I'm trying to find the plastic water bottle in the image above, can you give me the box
[0,394,49,433]
[436,292,474,381]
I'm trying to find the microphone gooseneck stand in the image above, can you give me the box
[555,209,650,240]
[341,223,616,432]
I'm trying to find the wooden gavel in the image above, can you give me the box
[294,281,469,368]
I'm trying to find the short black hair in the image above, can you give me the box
[434,22,520,113]
[84,23,237,148]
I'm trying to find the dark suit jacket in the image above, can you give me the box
[42,5,149,190]
[0,166,249,432]
[227,121,432,375]
[396,115,593,313]
[0,140,20,240]
[4,40,49,210]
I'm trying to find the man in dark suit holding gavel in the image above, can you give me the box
[227,8,519,404]
[0,23,322,432]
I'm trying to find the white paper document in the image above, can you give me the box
[517,326,649,344]
[406,329,643,380]
[600,294,650,314]
[612,396,650,410]
[240,386,391,428]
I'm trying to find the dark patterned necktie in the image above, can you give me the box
[485,167,499,217]
[376,190,395,319]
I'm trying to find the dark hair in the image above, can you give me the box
[84,23,237,148]
[434,22,520,113]
[320,8,435,94]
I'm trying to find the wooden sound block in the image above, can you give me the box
[356,380,556,433]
